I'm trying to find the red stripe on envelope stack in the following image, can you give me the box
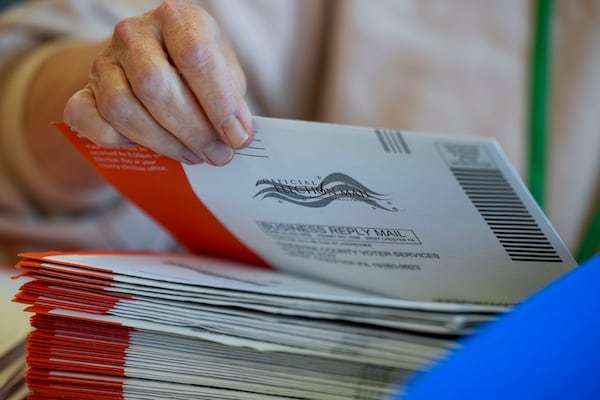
[14,254,130,399]
[26,315,129,400]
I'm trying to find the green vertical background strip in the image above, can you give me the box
[528,0,553,209]
[528,0,600,264]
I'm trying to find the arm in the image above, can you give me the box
[25,40,109,192]
[0,0,161,214]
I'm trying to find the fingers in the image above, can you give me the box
[109,13,235,165]
[157,1,253,149]
[63,0,252,166]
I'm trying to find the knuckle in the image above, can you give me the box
[157,1,221,75]
[130,63,169,104]
[89,56,112,80]
[90,56,104,75]
[63,89,131,148]
[176,38,216,73]
[112,17,139,48]
[156,0,183,19]
[159,0,212,26]
[96,87,131,124]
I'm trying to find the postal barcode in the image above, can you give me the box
[375,129,410,154]
[451,167,562,262]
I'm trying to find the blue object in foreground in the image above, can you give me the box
[395,254,600,400]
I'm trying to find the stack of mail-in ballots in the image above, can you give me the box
[14,117,578,398]
[13,251,505,400]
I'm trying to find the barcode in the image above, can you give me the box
[451,167,562,262]
[375,129,410,154]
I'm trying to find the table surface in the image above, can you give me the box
[0,265,30,350]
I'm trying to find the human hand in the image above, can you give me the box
[63,0,252,166]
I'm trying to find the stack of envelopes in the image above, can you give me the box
[12,251,504,399]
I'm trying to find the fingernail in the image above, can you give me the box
[181,149,205,165]
[203,141,234,166]
[222,115,249,149]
